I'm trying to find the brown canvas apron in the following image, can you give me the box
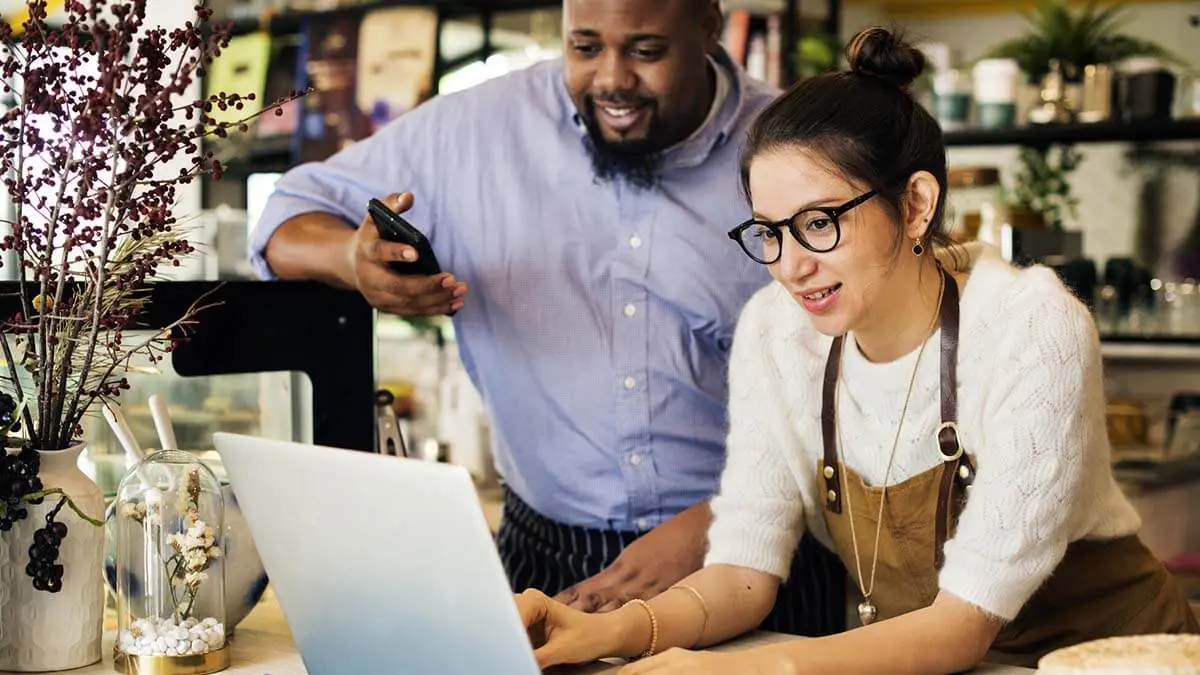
[817,266,1200,668]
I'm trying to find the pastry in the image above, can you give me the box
[1038,634,1200,674]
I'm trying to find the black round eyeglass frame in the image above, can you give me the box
[727,190,879,264]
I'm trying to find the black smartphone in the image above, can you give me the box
[367,198,442,276]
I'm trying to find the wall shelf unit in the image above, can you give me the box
[944,119,1200,148]
[220,0,560,38]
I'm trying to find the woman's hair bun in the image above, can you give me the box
[846,27,926,91]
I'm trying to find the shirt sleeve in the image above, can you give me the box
[248,102,443,280]
[938,273,1107,620]
[704,286,807,580]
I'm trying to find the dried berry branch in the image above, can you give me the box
[0,0,306,452]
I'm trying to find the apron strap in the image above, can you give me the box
[821,335,844,514]
[818,265,976,569]
[934,265,975,569]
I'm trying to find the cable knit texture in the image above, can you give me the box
[705,246,1143,621]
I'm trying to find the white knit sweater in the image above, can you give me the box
[704,245,1143,621]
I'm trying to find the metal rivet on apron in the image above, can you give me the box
[959,465,970,479]
[824,465,835,479]
[827,490,837,502]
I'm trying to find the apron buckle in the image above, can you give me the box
[936,421,963,461]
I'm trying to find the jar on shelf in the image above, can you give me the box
[112,450,229,674]
[946,166,1002,243]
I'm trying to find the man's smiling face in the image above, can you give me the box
[561,0,720,186]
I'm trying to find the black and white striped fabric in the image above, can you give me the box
[756,531,847,637]
[497,484,638,595]
[496,487,846,637]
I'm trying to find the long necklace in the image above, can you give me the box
[835,273,944,626]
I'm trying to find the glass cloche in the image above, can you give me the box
[112,450,228,674]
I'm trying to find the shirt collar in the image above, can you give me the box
[663,53,730,152]
[565,45,753,171]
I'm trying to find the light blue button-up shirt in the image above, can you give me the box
[250,49,776,531]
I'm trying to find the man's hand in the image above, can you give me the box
[345,192,467,316]
[555,501,711,613]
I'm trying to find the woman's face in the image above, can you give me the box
[747,148,912,338]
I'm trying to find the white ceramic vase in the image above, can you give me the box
[0,442,105,671]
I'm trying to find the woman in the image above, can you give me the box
[514,27,1200,674]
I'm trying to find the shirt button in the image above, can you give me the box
[635,517,649,530]
[623,303,636,317]
[623,376,636,390]
[628,453,642,466]
[629,235,642,249]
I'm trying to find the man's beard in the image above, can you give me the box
[580,95,666,191]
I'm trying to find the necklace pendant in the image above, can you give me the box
[857,600,878,625]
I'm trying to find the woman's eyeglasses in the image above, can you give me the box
[727,190,878,264]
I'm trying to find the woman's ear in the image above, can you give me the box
[903,171,940,241]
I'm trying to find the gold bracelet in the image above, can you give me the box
[670,584,710,639]
[626,598,659,658]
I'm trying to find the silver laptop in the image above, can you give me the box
[211,432,541,675]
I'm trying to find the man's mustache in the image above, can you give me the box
[585,93,656,110]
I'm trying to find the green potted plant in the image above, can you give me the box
[795,31,841,81]
[1005,144,1084,229]
[981,0,1185,83]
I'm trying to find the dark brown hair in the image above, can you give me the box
[740,27,954,256]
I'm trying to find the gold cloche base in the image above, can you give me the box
[114,645,229,675]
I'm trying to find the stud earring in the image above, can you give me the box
[912,239,924,256]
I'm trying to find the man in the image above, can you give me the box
[250,0,845,636]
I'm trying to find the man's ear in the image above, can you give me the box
[703,0,723,51]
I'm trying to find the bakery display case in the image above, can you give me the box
[0,280,377,502]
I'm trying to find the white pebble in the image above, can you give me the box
[115,617,227,657]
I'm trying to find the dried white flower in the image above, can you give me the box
[132,475,223,622]
[183,570,208,588]
[120,502,148,523]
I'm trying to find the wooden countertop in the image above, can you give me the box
[20,591,1030,674]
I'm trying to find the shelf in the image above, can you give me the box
[223,148,295,175]
[201,134,295,175]
[218,0,561,37]
[722,0,797,12]
[854,0,1188,21]
[1114,454,1200,490]
[944,118,1200,147]
[1101,341,1200,362]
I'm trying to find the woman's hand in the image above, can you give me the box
[516,588,631,669]
[618,647,788,675]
